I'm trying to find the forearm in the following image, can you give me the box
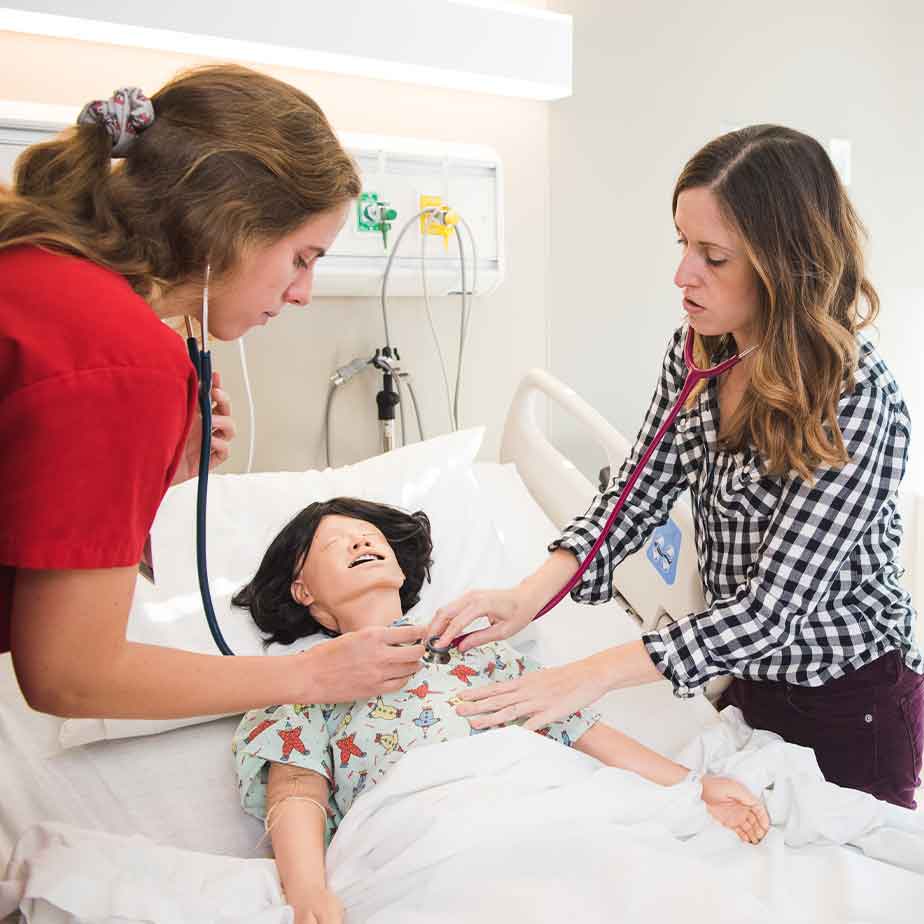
[516,549,580,613]
[574,721,688,786]
[267,766,329,907]
[588,639,664,693]
[271,803,328,907]
[11,565,334,718]
[20,640,317,719]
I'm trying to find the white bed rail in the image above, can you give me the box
[500,368,708,634]
[501,368,924,654]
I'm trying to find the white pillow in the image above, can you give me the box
[60,428,516,747]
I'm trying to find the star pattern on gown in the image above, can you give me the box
[407,681,443,699]
[277,725,307,760]
[336,732,367,767]
[449,664,479,686]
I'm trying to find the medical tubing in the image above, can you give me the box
[324,382,337,468]
[421,220,457,430]
[459,214,479,301]
[452,226,468,429]
[237,337,256,474]
[449,328,749,648]
[403,375,425,441]
[380,207,444,348]
[454,216,479,416]
[397,370,408,448]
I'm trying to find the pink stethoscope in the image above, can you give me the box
[431,324,757,656]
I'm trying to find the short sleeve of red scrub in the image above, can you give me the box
[0,246,197,653]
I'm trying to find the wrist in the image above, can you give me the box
[589,645,624,696]
[287,879,329,903]
[514,580,547,622]
[291,647,323,704]
[595,640,663,694]
[517,550,578,616]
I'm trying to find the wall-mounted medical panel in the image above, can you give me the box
[0,105,504,297]
[319,131,504,297]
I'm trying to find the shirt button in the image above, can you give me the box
[864,714,873,723]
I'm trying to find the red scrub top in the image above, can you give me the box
[0,246,197,653]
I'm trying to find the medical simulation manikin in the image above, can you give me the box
[231,499,769,920]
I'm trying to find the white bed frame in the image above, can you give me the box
[500,368,924,667]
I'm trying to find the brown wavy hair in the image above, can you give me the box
[0,64,361,301]
[673,124,879,480]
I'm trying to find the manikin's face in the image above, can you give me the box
[205,201,351,340]
[290,515,406,634]
[673,187,762,350]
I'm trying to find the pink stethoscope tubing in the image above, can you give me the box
[450,325,756,649]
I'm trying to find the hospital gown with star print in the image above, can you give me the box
[232,639,600,840]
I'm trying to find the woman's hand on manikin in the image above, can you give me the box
[299,624,428,703]
[426,588,536,653]
[172,371,237,485]
[454,652,612,731]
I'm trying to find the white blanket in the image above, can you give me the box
[3,710,923,923]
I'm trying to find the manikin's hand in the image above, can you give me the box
[171,371,236,485]
[293,887,344,924]
[700,775,770,844]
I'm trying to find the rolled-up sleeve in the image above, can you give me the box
[550,327,690,604]
[643,383,908,697]
[233,703,339,839]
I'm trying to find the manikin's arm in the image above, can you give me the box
[266,763,343,924]
[574,722,769,844]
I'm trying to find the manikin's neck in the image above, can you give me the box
[315,587,406,635]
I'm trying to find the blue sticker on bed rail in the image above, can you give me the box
[646,519,680,586]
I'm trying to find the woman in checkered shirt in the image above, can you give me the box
[428,125,924,809]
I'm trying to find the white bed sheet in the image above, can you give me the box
[0,461,718,869]
[5,720,923,924]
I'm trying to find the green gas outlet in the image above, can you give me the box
[357,192,397,248]
[357,192,381,232]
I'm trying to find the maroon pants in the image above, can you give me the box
[718,650,924,809]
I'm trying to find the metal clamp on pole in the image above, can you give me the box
[373,347,402,453]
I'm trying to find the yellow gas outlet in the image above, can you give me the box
[419,194,459,250]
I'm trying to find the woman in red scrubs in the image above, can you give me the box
[0,65,425,719]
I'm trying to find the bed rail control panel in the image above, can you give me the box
[646,519,681,586]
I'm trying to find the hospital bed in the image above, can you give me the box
[1,369,922,922]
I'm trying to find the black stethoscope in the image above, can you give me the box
[186,266,234,656]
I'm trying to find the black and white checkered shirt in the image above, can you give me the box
[551,326,924,698]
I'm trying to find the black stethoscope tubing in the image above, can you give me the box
[186,269,235,656]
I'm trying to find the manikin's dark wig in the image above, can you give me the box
[232,497,433,647]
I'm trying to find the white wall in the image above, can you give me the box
[546,0,924,488]
[0,6,551,471]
